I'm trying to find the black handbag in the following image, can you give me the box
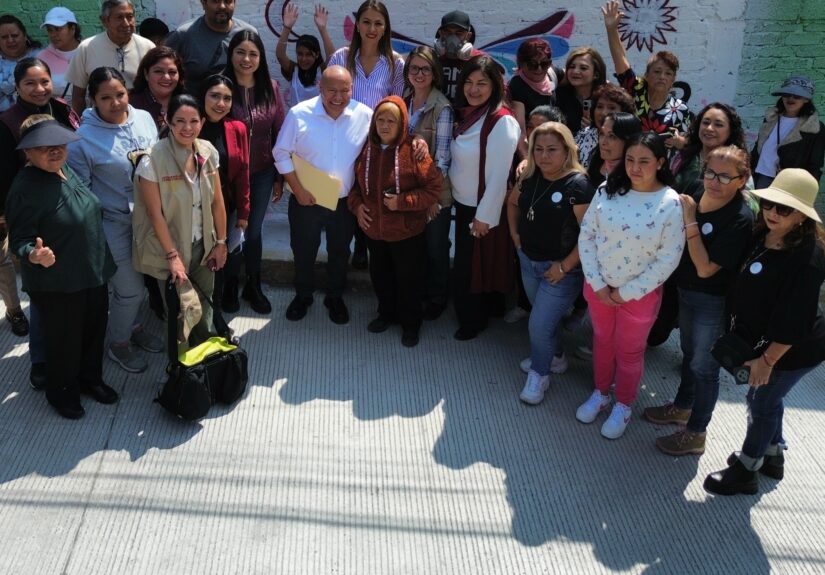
[711,331,760,384]
[156,278,249,421]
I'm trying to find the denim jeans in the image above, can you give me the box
[742,365,817,460]
[227,165,275,277]
[673,288,726,433]
[423,205,452,305]
[518,248,582,376]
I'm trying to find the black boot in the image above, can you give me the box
[727,451,784,480]
[222,276,240,313]
[242,274,272,314]
[704,458,758,496]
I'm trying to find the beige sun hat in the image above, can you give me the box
[750,168,822,223]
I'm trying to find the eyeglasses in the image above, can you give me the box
[408,65,432,76]
[116,47,126,72]
[526,59,552,72]
[702,169,743,185]
[759,198,796,217]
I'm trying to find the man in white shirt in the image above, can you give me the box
[274,66,372,324]
[65,0,154,116]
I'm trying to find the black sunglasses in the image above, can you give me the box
[759,198,796,217]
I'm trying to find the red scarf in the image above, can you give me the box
[453,103,489,139]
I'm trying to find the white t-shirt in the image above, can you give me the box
[755,116,798,178]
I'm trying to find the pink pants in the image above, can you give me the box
[583,282,663,406]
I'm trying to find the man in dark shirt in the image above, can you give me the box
[434,10,487,103]
[166,0,257,95]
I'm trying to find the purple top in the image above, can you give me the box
[230,80,286,174]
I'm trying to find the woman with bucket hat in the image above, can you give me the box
[5,115,118,419]
[751,75,825,187]
[704,168,825,496]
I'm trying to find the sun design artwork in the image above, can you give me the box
[618,0,678,52]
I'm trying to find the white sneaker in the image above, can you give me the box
[601,402,632,439]
[504,307,529,323]
[576,390,611,423]
[519,370,549,405]
[551,352,568,374]
[520,352,567,374]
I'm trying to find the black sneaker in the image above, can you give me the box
[6,310,29,337]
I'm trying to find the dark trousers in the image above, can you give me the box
[367,233,426,330]
[29,284,108,401]
[288,195,355,298]
[424,205,452,305]
[453,201,489,332]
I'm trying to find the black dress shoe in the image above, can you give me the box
[423,301,447,321]
[242,274,272,314]
[367,317,392,333]
[324,296,350,324]
[704,458,758,496]
[727,451,784,480]
[401,328,420,347]
[80,382,119,405]
[46,391,85,420]
[30,362,47,391]
[222,276,240,313]
[454,325,483,341]
[285,295,313,321]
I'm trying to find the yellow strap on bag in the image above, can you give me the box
[178,337,238,367]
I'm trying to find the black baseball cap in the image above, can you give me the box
[440,10,470,30]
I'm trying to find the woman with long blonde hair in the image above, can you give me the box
[507,122,595,405]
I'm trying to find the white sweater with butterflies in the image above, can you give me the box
[578,185,685,301]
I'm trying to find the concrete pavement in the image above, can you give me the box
[1,204,825,574]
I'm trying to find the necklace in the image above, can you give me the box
[526,176,556,221]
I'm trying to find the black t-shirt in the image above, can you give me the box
[508,75,555,119]
[518,171,594,262]
[554,84,586,135]
[728,232,825,370]
[676,192,754,295]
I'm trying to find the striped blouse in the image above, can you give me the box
[328,47,405,110]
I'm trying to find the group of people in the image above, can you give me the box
[1,0,824,499]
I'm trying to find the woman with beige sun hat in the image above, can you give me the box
[704,168,825,497]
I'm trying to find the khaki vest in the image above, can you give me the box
[409,89,453,207]
[132,137,220,280]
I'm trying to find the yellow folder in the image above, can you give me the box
[290,155,343,211]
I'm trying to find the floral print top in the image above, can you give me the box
[616,68,693,135]
[578,184,685,301]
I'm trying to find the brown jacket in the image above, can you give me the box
[349,95,441,242]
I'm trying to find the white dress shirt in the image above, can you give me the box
[273,96,373,198]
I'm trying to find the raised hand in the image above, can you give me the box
[314,4,329,30]
[602,1,624,30]
[283,2,299,30]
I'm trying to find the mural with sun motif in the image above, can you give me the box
[616,0,678,52]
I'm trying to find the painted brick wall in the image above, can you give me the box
[6,0,824,209]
